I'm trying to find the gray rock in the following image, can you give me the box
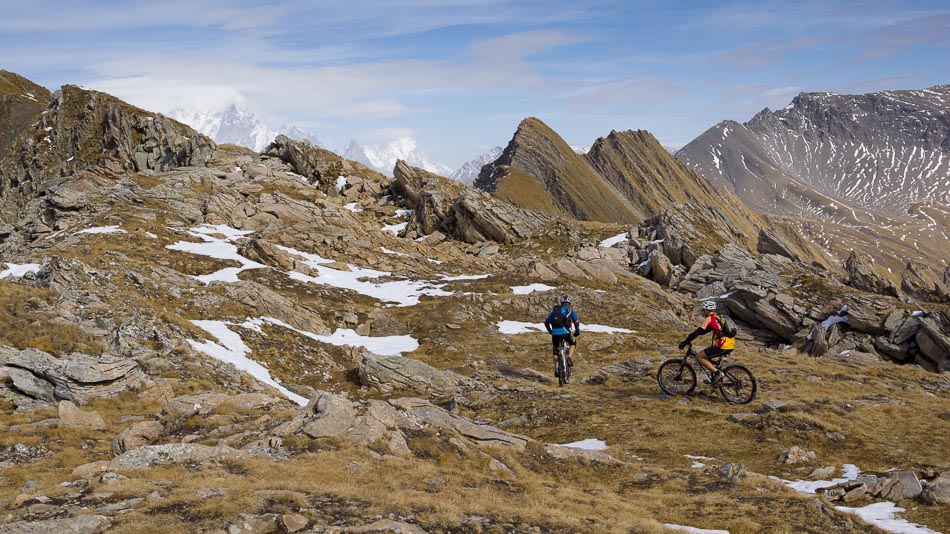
[0,346,145,407]
[921,471,950,504]
[110,443,245,470]
[358,353,483,398]
[0,514,112,534]
[808,466,836,480]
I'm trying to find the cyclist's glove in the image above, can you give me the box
[574,330,581,337]
[546,328,553,335]
[678,340,688,350]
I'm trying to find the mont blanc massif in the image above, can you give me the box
[0,69,948,534]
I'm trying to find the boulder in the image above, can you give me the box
[110,443,246,470]
[389,397,530,452]
[843,250,900,298]
[110,421,165,456]
[921,471,950,505]
[331,520,428,534]
[914,316,950,372]
[57,401,106,430]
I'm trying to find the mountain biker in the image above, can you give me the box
[678,300,734,385]
[545,295,580,376]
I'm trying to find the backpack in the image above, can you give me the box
[719,314,738,338]
[548,305,572,330]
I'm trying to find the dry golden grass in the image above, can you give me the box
[0,280,105,355]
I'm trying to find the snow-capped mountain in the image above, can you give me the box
[167,99,320,152]
[676,85,950,218]
[570,145,591,155]
[342,138,453,177]
[449,146,503,185]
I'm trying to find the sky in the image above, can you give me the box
[2,0,949,168]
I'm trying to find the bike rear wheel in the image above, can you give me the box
[558,341,570,386]
[718,364,756,404]
[657,358,696,396]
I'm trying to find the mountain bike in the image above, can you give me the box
[555,338,572,386]
[657,343,756,404]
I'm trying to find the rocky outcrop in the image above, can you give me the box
[0,346,146,409]
[843,250,901,298]
[264,135,387,198]
[0,85,215,224]
[271,391,532,458]
[392,160,549,244]
[357,353,485,399]
[900,261,950,303]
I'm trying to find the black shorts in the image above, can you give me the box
[552,333,576,350]
[704,346,732,360]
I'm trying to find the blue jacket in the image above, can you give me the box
[545,305,579,336]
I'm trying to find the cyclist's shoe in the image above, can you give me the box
[706,370,725,385]
[567,357,574,368]
[554,366,560,378]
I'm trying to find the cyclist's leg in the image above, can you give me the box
[696,347,719,373]
[566,334,576,365]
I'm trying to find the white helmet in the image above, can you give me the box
[701,300,717,311]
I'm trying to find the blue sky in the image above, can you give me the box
[2,0,948,167]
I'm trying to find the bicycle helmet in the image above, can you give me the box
[701,300,717,311]
[560,295,572,305]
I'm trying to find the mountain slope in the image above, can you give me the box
[677,86,950,217]
[474,117,642,223]
[0,70,51,162]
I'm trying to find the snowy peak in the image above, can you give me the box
[168,99,320,152]
[449,146,503,185]
[342,137,453,178]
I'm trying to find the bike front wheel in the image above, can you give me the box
[657,359,696,396]
[718,364,757,404]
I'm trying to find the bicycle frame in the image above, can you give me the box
[682,345,726,383]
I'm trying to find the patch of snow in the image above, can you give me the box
[663,524,730,534]
[382,222,408,234]
[691,461,706,468]
[380,247,409,257]
[835,502,940,534]
[558,438,607,450]
[599,232,628,248]
[166,225,265,284]
[343,202,363,213]
[247,317,418,357]
[0,263,41,279]
[511,283,555,295]
[145,232,158,239]
[75,225,127,235]
[497,321,633,335]
[440,274,490,281]
[685,455,715,460]
[771,464,861,494]
[188,320,308,406]
[911,311,924,317]
[396,209,412,218]
[336,176,347,191]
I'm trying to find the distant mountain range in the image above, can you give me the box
[676,86,950,219]
[676,84,950,282]
[450,147,503,185]
[342,137,453,178]
[167,99,321,152]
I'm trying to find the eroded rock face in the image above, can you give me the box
[0,346,146,408]
[843,250,901,298]
[392,160,550,244]
[0,514,112,534]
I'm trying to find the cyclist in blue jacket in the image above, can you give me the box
[545,295,580,376]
